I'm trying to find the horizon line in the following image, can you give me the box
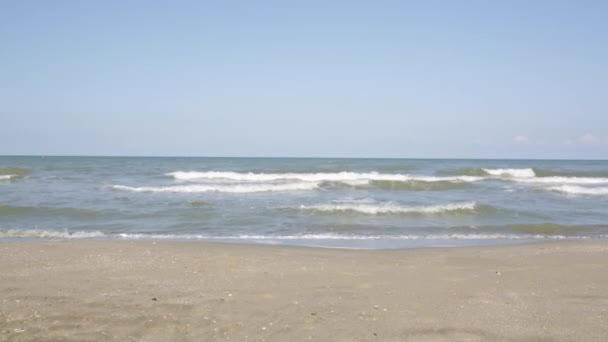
[1,154,607,162]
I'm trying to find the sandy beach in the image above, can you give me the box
[1,241,607,341]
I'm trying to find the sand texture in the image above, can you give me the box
[1,241,607,341]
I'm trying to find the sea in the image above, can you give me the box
[1,156,608,249]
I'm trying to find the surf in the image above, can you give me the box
[111,182,320,193]
[166,171,483,183]
[294,201,478,215]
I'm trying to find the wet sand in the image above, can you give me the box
[1,241,607,341]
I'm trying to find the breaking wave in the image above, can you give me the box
[441,167,608,185]
[512,176,608,185]
[0,229,106,239]
[533,169,608,178]
[111,182,320,193]
[482,168,536,178]
[167,171,483,183]
[548,185,608,196]
[441,168,535,178]
[0,167,28,176]
[0,167,28,181]
[370,180,469,191]
[295,201,478,215]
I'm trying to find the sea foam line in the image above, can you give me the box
[0,175,16,180]
[1,229,601,241]
[111,182,319,193]
[168,169,608,186]
[482,168,536,178]
[0,229,106,239]
[167,171,482,183]
[481,168,608,184]
[513,176,608,185]
[548,185,608,196]
[296,201,478,215]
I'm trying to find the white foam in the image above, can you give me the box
[167,170,608,191]
[331,198,378,204]
[483,168,536,178]
[478,168,608,185]
[297,201,477,215]
[111,182,319,193]
[120,233,605,241]
[1,230,595,241]
[167,171,483,183]
[513,176,608,185]
[548,185,608,195]
[0,175,16,180]
[339,179,372,186]
[144,233,547,240]
[0,229,106,239]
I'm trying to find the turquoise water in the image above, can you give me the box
[1,156,608,248]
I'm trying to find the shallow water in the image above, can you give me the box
[1,156,607,248]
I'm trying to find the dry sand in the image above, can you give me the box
[1,240,607,341]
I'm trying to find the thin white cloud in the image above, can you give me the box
[513,135,529,143]
[579,133,600,144]
[564,133,602,146]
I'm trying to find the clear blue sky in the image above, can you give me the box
[1,0,607,159]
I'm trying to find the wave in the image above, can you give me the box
[0,205,105,218]
[0,167,28,177]
[166,171,483,183]
[295,201,478,215]
[512,176,608,185]
[0,167,28,181]
[505,223,583,234]
[0,229,599,241]
[440,168,535,178]
[482,168,536,178]
[370,180,469,191]
[172,170,608,189]
[548,185,608,196]
[324,179,371,187]
[111,182,320,193]
[438,167,490,177]
[111,233,597,241]
[0,229,106,239]
[441,167,608,184]
[533,169,608,178]
[0,168,28,181]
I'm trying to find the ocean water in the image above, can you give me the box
[1,156,608,249]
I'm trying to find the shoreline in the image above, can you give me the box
[1,240,607,341]
[3,233,605,251]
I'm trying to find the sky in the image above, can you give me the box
[1,0,607,159]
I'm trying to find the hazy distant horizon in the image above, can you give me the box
[1,154,607,162]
